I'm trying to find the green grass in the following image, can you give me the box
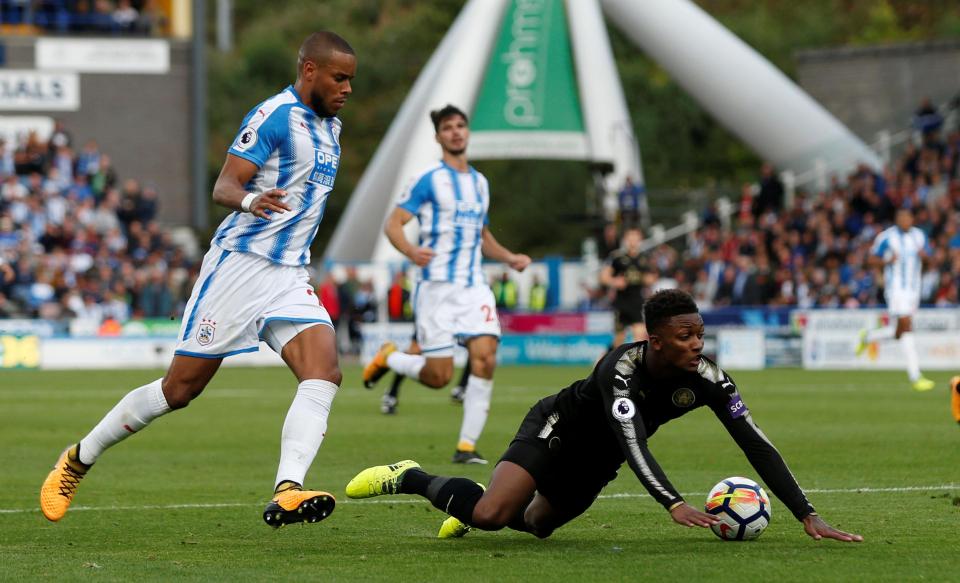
[1,366,959,582]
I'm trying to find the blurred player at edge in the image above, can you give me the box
[855,208,935,391]
[347,290,862,542]
[40,32,356,528]
[600,227,654,347]
[363,104,531,464]
[378,331,472,415]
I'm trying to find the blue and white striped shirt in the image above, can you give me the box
[398,161,490,286]
[871,225,929,296]
[212,85,342,267]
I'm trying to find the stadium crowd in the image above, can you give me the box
[602,126,960,311]
[0,125,196,324]
[0,0,162,35]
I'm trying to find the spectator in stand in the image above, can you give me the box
[387,270,412,322]
[317,274,341,325]
[492,271,518,311]
[617,176,648,229]
[528,274,548,313]
[753,162,784,219]
[112,0,139,31]
[913,97,943,137]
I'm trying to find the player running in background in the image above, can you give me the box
[600,227,655,347]
[856,208,935,391]
[40,32,356,528]
[363,104,531,464]
[951,376,960,425]
[378,331,471,414]
[347,289,862,543]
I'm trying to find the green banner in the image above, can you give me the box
[471,0,587,159]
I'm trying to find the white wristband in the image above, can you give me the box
[240,192,257,213]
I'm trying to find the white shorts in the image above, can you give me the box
[885,290,919,317]
[175,245,334,359]
[414,281,500,357]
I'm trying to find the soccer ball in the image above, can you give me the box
[704,476,771,541]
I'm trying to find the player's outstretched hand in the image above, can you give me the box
[407,246,436,267]
[669,503,721,528]
[250,189,291,219]
[802,513,863,542]
[508,253,532,272]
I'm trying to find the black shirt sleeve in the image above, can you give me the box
[708,371,816,521]
[594,348,684,510]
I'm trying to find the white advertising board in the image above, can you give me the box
[40,338,284,370]
[0,71,79,111]
[717,328,766,370]
[36,38,170,74]
[803,330,960,370]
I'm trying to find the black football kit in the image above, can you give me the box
[500,342,816,521]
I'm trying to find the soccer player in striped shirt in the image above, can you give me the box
[41,32,355,528]
[363,105,531,464]
[856,208,935,391]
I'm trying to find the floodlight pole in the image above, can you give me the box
[191,0,209,231]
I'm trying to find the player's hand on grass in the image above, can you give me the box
[508,253,532,272]
[250,189,291,219]
[407,246,436,267]
[669,503,721,528]
[802,513,863,542]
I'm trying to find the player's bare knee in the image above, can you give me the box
[472,353,496,378]
[470,503,512,531]
[319,365,342,386]
[420,368,451,388]
[161,377,204,409]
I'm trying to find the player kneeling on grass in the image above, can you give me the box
[346,289,862,542]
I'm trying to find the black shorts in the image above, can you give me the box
[499,397,619,517]
[614,304,644,330]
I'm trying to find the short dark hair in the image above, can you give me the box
[298,31,355,69]
[644,289,699,334]
[430,104,468,132]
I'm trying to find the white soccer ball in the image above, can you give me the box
[705,476,771,541]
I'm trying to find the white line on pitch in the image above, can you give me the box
[2,484,956,515]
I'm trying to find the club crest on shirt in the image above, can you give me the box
[612,397,636,421]
[196,319,216,346]
[234,126,257,151]
[671,388,696,408]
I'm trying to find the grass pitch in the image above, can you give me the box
[1,365,958,582]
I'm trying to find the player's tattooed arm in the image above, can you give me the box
[384,207,434,267]
[480,227,531,271]
[213,154,291,220]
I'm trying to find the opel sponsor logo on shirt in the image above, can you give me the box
[612,397,636,421]
[453,201,484,226]
[308,149,340,188]
[671,388,696,408]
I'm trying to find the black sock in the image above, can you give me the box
[456,363,471,389]
[400,469,484,525]
[388,373,405,398]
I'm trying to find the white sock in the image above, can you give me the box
[275,379,338,489]
[900,332,921,382]
[386,352,426,379]
[865,326,895,343]
[458,375,493,449]
[77,378,170,465]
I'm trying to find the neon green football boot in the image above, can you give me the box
[345,460,420,499]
